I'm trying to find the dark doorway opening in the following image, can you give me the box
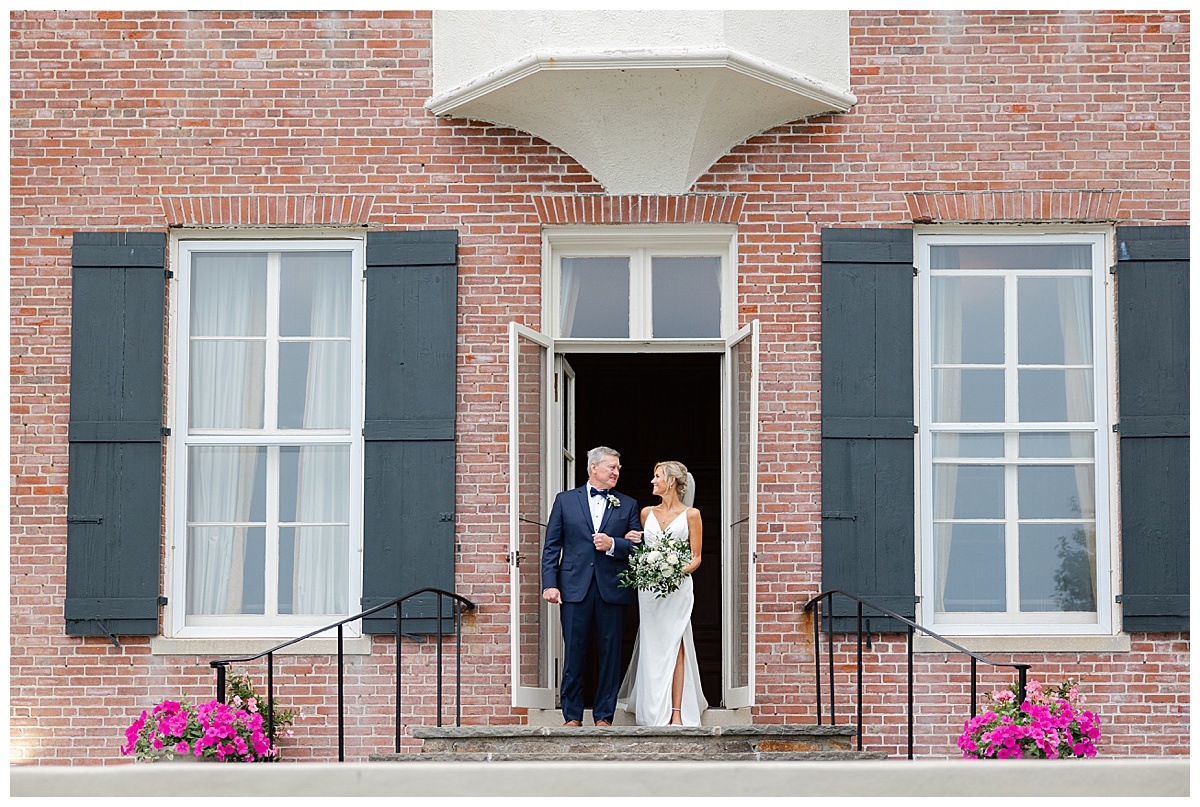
[569,352,722,708]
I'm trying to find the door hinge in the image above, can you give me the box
[157,596,169,606]
[913,266,919,276]
[1112,423,1119,433]
[164,269,175,279]
[438,512,455,522]
[161,426,172,437]
[554,374,559,403]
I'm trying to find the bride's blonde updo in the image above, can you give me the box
[656,460,688,501]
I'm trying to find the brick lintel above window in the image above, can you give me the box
[906,191,1123,224]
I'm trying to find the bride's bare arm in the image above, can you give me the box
[625,506,651,544]
[684,508,702,574]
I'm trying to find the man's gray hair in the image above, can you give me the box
[587,446,620,467]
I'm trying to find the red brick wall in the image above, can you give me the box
[10,10,1189,764]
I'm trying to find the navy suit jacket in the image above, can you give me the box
[541,485,642,605]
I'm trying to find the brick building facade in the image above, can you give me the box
[10,10,1189,763]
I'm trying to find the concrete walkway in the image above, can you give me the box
[10,758,1189,797]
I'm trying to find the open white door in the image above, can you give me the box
[548,354,574,695]
[555,355,576,493]
[722,320,759,708]
[508,322,556,707]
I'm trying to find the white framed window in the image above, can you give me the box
[917,231,1113,635]
[169,236,365,637]
[543,226,737,342]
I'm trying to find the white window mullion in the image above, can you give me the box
[1002,272,1020,619]
[262,253,281,619]
[264,252,281,431]
[1003,461,1020,618]
[264,445,280,619]
[1003,271,1020,426]
[632,247,648,338]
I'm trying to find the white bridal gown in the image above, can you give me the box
[617,510,708,726]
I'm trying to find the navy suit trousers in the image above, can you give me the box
[559,577,626,723]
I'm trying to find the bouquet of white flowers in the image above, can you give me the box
[618,529,693,598]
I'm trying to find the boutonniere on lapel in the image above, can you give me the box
[606,493,620,509]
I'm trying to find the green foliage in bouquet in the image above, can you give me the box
[618,529,694,598]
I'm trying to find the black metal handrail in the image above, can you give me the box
[210,587,476,762]
[803,589,1030,760]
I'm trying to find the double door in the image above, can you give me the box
[506,322,760,710]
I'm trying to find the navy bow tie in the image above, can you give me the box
[589,487,609,498]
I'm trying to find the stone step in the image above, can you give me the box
[526,708,749,727]
[374,750,888,762]
[368,724,881,762]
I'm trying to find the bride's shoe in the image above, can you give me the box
[669,707,683,726]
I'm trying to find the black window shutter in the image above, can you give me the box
[820,228,915,632]
[65,232,167,637]
[1116,225,1189,632]
[362,231,458,633]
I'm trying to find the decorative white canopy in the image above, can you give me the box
[426,12,856,195]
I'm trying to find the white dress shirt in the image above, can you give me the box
[589,487,617,556]
[588,487,607,531]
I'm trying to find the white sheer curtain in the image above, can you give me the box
[290,255,350,614]
[560,258,582,337]
[929,244,1096,615]
[1056,269,1097,609]
[930,272,962,612]
[187,253,266,615]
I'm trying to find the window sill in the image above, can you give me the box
[150,636,374,657]
[913,633,1132,655]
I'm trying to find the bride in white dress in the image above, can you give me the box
[617,461,708,726]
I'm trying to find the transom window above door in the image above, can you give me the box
[544,227,737,341]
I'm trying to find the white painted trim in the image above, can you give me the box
[150,636,373,657]
[1101,228,1122,635]
[912,632,1132,655]
[426,47,856,117]
[544,224,739,244]
[552,339,726,354]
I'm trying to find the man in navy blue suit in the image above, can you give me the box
[541,446,643,727]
